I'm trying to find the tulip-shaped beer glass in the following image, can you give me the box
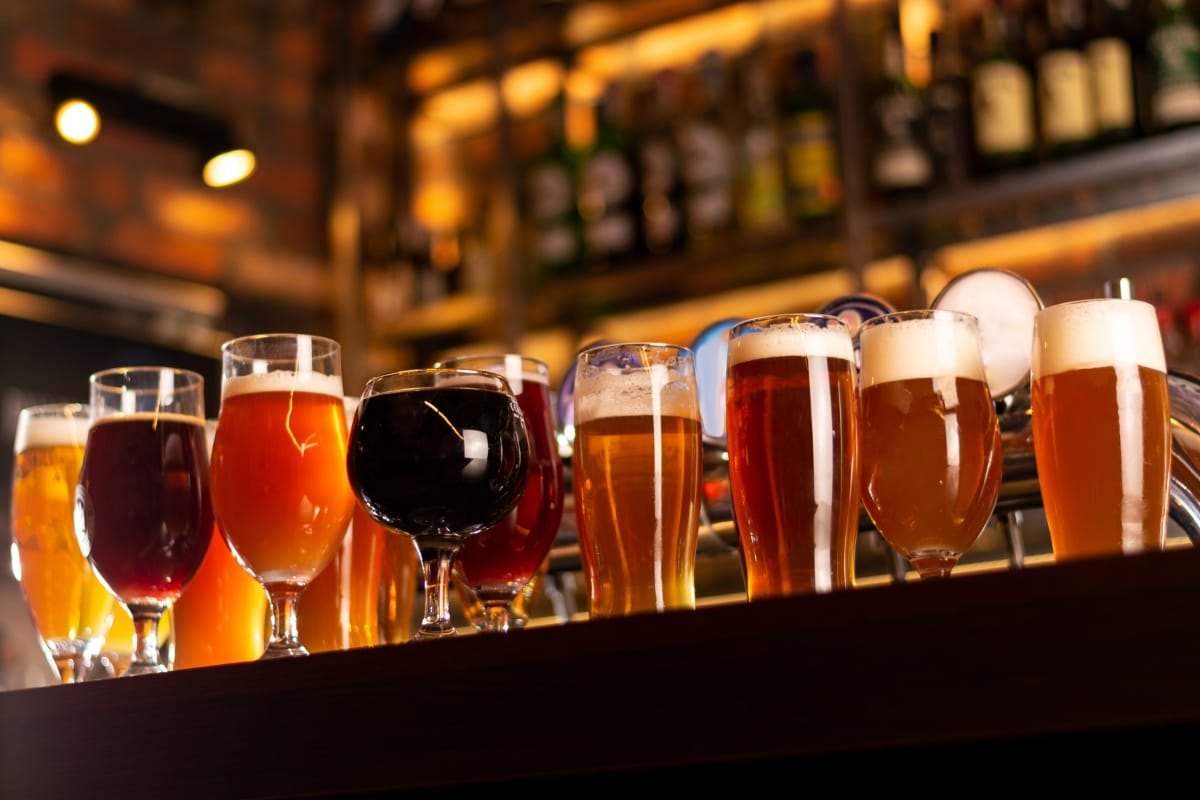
[347,368,529,639]
[76,368,213,675]
[858,310,1003,579]
[210,334,356,659]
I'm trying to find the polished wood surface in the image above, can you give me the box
[4,547,1200,797]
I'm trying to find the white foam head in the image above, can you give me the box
[14,410,90,453]
[1033,298,1166,378]
[859,313,987,388]
[728,320,855,366]
[575,348,698,424]
[222,370,344,400]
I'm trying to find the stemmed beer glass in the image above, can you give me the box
[436,354,564,633]
[11,403,115,682]
[346,368,529,640]
[210,334,356,659]
[858,310,1003,579]
[75,368,213,675]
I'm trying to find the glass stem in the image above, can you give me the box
[269,589,302,650]
[481,603,512,633]
[131,611,161,670]
[418,546,457,637]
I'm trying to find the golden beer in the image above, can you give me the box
[573,343,702,618]
[380,523,420,644]
[1032,299,1171,561]
[726,315,860,599]
[859,311,1003,578]
[298,500,384,651]
[10,403,114,681]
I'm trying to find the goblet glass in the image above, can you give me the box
[857,310,1003,579]
[435,354,564,633]
[210,334,356,659]
[10,403,115,683]
[75,367,213,676]
[347,368,529,640]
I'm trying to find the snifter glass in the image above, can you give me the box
[75,368,213,676]
[346,368,530,639]
[210,334,356,659]
[857,310,1003,579]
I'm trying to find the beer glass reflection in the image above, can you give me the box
[858,310,1002,579]
[1031,298,1171,561]
[10,403,114,682]
[573,342,702,618]
[725,314,860,599]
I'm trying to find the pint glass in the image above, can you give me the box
[1031,298,1171,561]
[573,342,702,617]
[725,314,859,599]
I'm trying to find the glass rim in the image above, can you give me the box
[89,365,205,387]
[362,366,515,395]
[1034,296,1154,318]
[220,332,342,359]
[857,307,980,331]
[434,353,551,372]
[730,312,850,334]
[577,341,694,360]
[17,401,90,417]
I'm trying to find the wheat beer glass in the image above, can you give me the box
[210,334,355,659]
[347,368,529,639]
[10,403,115,683]
[859,310,1003,579]
[436,354,565,633]
[573,342,702,617]
[76,367,212,676]
[725,314,860,600]
[171,420,269,669]
[1031,298,1171,561]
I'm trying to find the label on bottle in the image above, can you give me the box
[678,118,734,234]
[1087,37,1135,133]
[1150,19,1200,127]
[783,109,842,217]
[580,151,636,259]
[527,162,572,221]
[1038,49,1097,145]
[972,60,1035,157]
[740,123,787,231]
[874,91,932,190]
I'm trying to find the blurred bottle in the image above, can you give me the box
[1147,0,1200,132]
[1087,0,1142,144]
[677,49,737,246]
[734,43,788,236]
[927,20,975,190]
[872,6,933,198]
[521,89,582,282]
[635,69,687,256]
[577,80,640,272]
[970,0,1038,172]
[779,46,843,223]
[1036,0,1099,157]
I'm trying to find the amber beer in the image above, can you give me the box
[573,343,702,617]
[379,515,420,644]
[10,404,114,680]
[1032,298,1171,561]
[859,311,1002,578]
[725,315,859,599]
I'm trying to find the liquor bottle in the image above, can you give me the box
[780,46,843,223]
[927,24,975,189]
[872,8,934,198]
[677,50,737,245]
[734,44,788,236]
[1036,0,1098,157]
[1147,0,1200,132]
[970,0,1037,172]
[521,90,582,282]
[635,70,686,256]
[577,80,640,271]
[1086,0,1141,143]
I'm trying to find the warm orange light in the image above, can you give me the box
[54,99,101,144]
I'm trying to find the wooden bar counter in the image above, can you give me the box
[4,547,1200,796]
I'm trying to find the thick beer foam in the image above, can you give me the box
[14,414,90,453]
[222,370,344,400]
[575,369,698,424]
[728,323,855,366]
[1034,299,1166,377]
[859,316,986,386]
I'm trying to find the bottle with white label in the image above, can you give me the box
[1148,0,1200,132]
[970,0,1037,172]
[1086,0,1140,144]
[1037,0,1098,157]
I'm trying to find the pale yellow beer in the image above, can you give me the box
[10,403,114,681]
[859,311,1003,579]
[1032,298,1171,561]
[725,314,860,599]
[573,343,702,618]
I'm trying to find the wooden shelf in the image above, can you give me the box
[5,547,1200,797]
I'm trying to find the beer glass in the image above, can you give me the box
[295,397,386,652]
[1031,298,1172,561]
[379,524,420,644]
[725,314,860,599]
[76,367,213,675]
[858,310,1003,579]
[10,403,115,683]
[346,368,530,639]
[210,334,356,659]
[573,342,702,617]
[435,354,564,633]
[171,420,269,669]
